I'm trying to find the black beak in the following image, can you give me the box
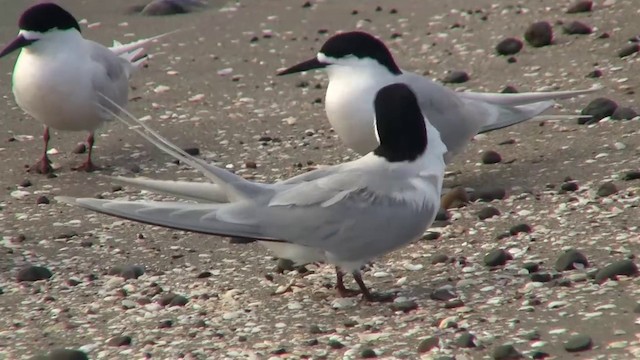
[277,57,326,76]
[0,35,35,58]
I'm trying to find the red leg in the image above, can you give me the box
[335,267,361,297]
[73,132,100,172]
[29,126,53,174]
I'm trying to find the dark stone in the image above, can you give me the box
[360,348,377,358]
[158,293,178,306]
[523,329,541,341]
[141,0,189,16]
[566,0,592,13]
[470,188,507,202]
[477,206,500,220]
[36,196,50,205]
[430,288,457,301]
[19,179,32,187]
[390,300,418,312]
[579,98,618,124]
[523,262,540,273]
[531,350,550,359]
[47,349,89,360]
[509,223,532,235]
[328,339,344,349]
[17,266,52,282]
[276,258,296,273]
[496,38,523,55]
[481,150,502,164]
[417,336,440,353]
[501,86,518,93]
[182,147,200,156]
[530,273,553,282]
[555,249,589,271]
[422,232,441,241]
[456,332,476,348]
[597,182,618,197]
[484,249,513,266]
[618,44,640,58]
[622,171,640,181]
[594,260,638,283]
[564,334,593,352]
[493,344,523,359]
[442,71,470,84]
[169,295,189,307]
[431,254,449,264]
[113,265,145,280]
[435,208,449,221]
[611,107,637,120]
[302,1,311,8]
[72,143,87,154]
[586,69,602,78]
[560,182,579,192]
[228,237,256,244]
[440,187,469,209]
[245,160,258,169]
[107,335,132,346]
[197,271,212,278]
[158,319,173,328]
[525,21,553,47]
[563,21,592,35]
[444,299,465,309]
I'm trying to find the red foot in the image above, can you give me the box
[28,157,53,174]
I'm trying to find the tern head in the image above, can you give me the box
[372,83,427,162]
[0,3,81,58]
[277,31,402,77]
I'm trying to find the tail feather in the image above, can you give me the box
[459,86,601,106]
[476,100,554,134]
[111,176,228,203]
[55,196,281,242]
[109,30,179,70]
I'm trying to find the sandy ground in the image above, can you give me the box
[0,0,639,359]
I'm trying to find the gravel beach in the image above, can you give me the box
[0,0,639,359]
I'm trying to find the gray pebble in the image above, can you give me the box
[477,206,500,220]
[493,344,522,359]
[618,43,640,58]
[417,336,439,353]
[567,0,592,13]
[555,249,589,271]
[442,70,470,84]
[456,332,476,348]
[525,21,553,47]
[484,249,513,266]
[495,38,523,55]
[107,335,132,346]
[579,98,618,124]
[564,334,593,352]
[611,107,637,120]
[563,21,592,35]
[481,150,502,164]
[16,266,53,282]
[597,182,618,197]
[594,260,638,283]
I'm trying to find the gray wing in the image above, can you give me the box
[88,41,131,121]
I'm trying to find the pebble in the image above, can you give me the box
[72,143,86,154]
[530,273,553,283]
[16,266,53,282]
[525,21,553,47]
[440,186,469,209]
[481,150,502,164]
[417,336,439,353]
[484,249,513,266]
[555,249,589,271]
[477,206,500,220]
[140,0,194,16]
[431,254,449,264]
[586,69,602,78]
[45,349,89,360]
[19,179,32,187]
[596,182,618,197]
[36,195,50,205]
[579,98,618,124]
[567,0,592,13]
[492,344,522,359]
[564,334,593,352]
[495,38,523,55]
[622,170,640,181]
[501,86,518,93]
[594,260,638,283]
[182,147,200,156]
[430,287,457,301]
[523,262,540,273]
[390,300,418,312]
[611,107,637,120]
[328,339,345,349]
[107,335,132,347]
[509,223,532,235]
[618,43,640,58]
[563,21,592,35]
[442,70,470,84]
[560,181,579,192]
[455,332,476,348]
[360,348,377,358]
[109,265,145,280]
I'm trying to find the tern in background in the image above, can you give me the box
[58,83,447,300]
[0,2,171,173]
[277,31,599,161]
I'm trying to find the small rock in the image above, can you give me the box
[390,300,418,312]
[594,260,638,283]
[525,21,553,47]
[564,334,593,352]
[470,188,507,202]
[17,266,53,282]
[417,336,440,353]
[360,348,377,358]
[328,339,344,349]
[622,171,640,181]
[431,254,449,264]
[19,179,32,187]
[509,223,532,235]
[481,150,502,164]
[107,335,132,347]
[276,258,296,273]
[501,86,518,93]
[484,249,513,266]
[586,69,602,78]
[495,38,523,55]
[423,232,441,241]
[560,181,579,192]
[72,143,87,154]
[158,319,172,328]
[197,271,212,278]
[36,195,50,205]
[430,288,457,301]
[228,237,256,244]
[563,21,592,35]
[555,249,589,271]
[244,160,257,169]
[442,70,470,84]
[435,208,450,221]
[477,206,500,220]
[611,107,637,120]
[169,295,189,307]
[493,344,523,359]
[566,0,592,13]
[141,0,192,16]
[444,299,465,309]
[530,273,553,282]
[596,182,618,197]
[109,265,145,280]
[440,187,469,209]
[531,351,550,359]
[523,262,540,273]
[618,44,640,58]
[182,147,200,156]
[45,349,89,360]
[456,332,476,348]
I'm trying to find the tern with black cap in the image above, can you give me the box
[277,31,600,161]
[58,83,447,300]
[0,2,172,173]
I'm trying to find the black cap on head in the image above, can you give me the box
[373,83,427,162]
[320,31,401,75]
[19,3,80,33]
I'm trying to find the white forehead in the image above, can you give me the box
[19,29,43,40]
